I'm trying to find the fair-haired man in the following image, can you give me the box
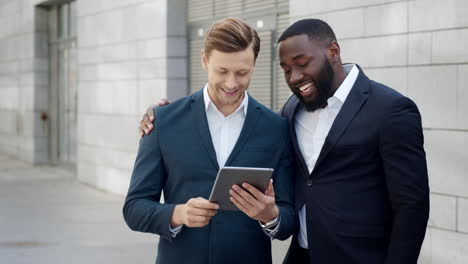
[123,18,296,264]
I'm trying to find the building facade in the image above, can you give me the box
[0,0,467,262]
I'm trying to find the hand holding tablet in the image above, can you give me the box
[209,166,274,211]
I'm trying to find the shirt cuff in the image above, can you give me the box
[169,224,182,237]
[259,214,281,239]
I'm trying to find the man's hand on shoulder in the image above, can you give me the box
[139,98,170,137]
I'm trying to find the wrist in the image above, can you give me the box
[170,204,185,227]
[260,206,279,224]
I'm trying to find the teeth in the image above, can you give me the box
[223,88,237,93]
[299,82,313,92]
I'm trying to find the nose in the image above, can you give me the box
[289,68,303,85]
[225,74,238,90]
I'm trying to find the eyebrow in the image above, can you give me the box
[280,54,305,67]
[217,67,250,72]
[292,54,305,60]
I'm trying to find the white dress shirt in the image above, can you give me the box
[203,84,248,168]
[295,64,359,248]
[170,84,279,237]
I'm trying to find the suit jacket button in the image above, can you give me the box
[307,179,312,187]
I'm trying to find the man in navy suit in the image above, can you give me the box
[123,18,296,264]
[139,19,429,263]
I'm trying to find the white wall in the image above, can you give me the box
[0,0,187,194]
[289,0,468,263]
[76,0,187,194]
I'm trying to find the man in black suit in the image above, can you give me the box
[139,18,430,263]
[278,19,429,264]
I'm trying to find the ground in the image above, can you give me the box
[0,156,155,264]
[0,155,290,264]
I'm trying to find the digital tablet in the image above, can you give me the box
[209,166,274,211]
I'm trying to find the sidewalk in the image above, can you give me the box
[0,156,155,264]
[0,156,290,264]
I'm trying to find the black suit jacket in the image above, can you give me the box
[282,65,429,264]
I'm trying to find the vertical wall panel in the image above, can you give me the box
[188,0,213,22]
[274,13,291,110]
[214,0,242,18]
[277,0,288,11]
[244,0,275,13]
[189,39,205,94]
[249,31,272,108]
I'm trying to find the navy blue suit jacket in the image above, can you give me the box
[123,89,296,264]
[282,66,429,264]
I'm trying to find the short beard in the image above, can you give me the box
[294,58,335,112]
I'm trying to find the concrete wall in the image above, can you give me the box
[76,0,187,194]
[0,0,49,164]
[0,0,187,194]
[290,0,468,263]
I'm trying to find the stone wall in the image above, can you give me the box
[0,0,187,194]
[76,0,187,194]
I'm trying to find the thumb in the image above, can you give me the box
[266,179,275,197]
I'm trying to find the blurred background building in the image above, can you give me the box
[0,0,467,262]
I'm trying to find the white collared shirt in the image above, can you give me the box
[296,64,359,248]
[203,84,248,168]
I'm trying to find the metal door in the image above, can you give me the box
[48,1,77,167]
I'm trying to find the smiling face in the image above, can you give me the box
[202,46,255,115]
[279,34,336,112]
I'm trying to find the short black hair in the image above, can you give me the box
[278,18,337,44]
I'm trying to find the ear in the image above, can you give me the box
[201,49,208,71]
[328,41,341,63]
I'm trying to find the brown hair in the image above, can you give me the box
[204,17,261,61]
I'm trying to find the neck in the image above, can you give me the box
[329,64,347,96]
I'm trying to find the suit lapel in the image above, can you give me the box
[190,90,219,170]
[224,95,262,166]
[286,96,310,179]
[312,69,370,173]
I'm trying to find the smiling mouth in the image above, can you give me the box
[222,87,239,96]
[295,81,316,97]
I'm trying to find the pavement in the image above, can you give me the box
[0,155,291,264]
[0,156,156,264]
